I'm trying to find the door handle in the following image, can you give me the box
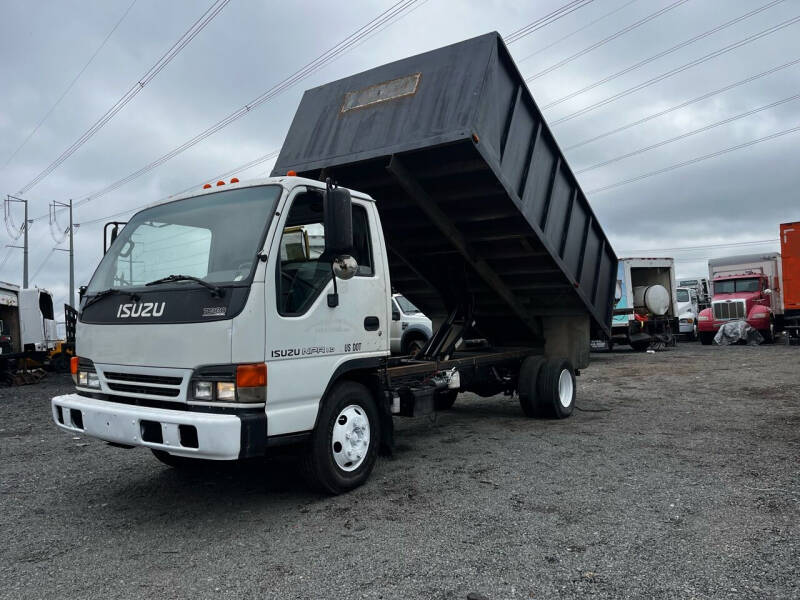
[364,316,379,331]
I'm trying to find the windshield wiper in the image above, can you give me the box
[82,288,119,310]
[145,274,224,297]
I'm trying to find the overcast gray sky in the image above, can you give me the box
[1,0,799,315]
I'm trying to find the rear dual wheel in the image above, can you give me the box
[518,357,575,419]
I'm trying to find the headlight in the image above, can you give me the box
[78,370,100,388]
[190,363,266,403]
[216,382,236,400]
[193,381,213,399]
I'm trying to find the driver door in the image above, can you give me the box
[264,187,389,436]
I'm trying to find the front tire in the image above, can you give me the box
[760,318,775,344]
[630,339,650,352]
[699,332,714,345]
[304,381,380,494]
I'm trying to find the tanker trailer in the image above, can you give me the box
[610,258,678,350]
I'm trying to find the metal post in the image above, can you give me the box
[68,199,74,308]
[23,198,28,288]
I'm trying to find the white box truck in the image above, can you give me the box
[610,258,678,351]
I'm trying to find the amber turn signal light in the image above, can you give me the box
[236,363,267,388]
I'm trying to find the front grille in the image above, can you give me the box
[106,382,181,397]
[104,372,182,386]
[713,301,746,321]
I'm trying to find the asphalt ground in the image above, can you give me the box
[1,342,798,599]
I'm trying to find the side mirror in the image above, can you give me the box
[332,255,358,280]
[324,180,353,256]
[78,286,87,300]
[764,288,773,295]
[392,310,400,321]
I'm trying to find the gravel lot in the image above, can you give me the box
[1,343,798,600]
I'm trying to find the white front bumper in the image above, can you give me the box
[51,394,242,460]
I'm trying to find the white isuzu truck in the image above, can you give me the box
[52,33,618,493]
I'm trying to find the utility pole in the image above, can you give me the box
[52,199,75,307]
[23,198,28,288]
[5,195,29,288]
[69,199,74,308]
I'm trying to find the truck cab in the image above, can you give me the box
[389,293,432,355]
[676,287,698,340]
[698,274,775,344]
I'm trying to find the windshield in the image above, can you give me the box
[715,278,760,294]
[676,289,690,302]
[87,185,282,294]
[395,295,421,314]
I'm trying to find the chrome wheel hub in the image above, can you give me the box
[331,404,370,472]
[558,369,574,408]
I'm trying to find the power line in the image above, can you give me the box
[619,238,779,253]
[31,247,58,282]
[516,0,640,64]
[525,0,690,81]
[41,0,422,218]
[587,123,800,194]
[543,0,787,110]
[552,14,800,125]
[563,57,800,151]
[505,0,596,45]
[1,0,138,171]
[16,0,231,195]
[576,92,800,173]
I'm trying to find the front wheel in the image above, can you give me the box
[699,332,714,345]
[630,339,650,352]
[760,319,775,344]
[303,381,380,494]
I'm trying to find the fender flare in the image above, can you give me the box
[313,356,393,454]
[400,324,432,352]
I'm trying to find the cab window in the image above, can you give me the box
[276,191,373,316]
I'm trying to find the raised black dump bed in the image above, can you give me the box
[273,32,617,362]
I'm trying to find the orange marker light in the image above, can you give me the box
[286,170,297,176]
[203,183,212,189]
[216,180,225,186]
[70,356,79,375]
[236,363,267,388]
[230,177,239,183]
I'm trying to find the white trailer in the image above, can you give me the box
[611,257,678,350]
[0,282,57,353]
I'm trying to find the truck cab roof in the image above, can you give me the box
[166,176,375,207]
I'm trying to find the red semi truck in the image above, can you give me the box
[697,253,783,344]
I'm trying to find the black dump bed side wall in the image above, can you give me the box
[273,32,617,342]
